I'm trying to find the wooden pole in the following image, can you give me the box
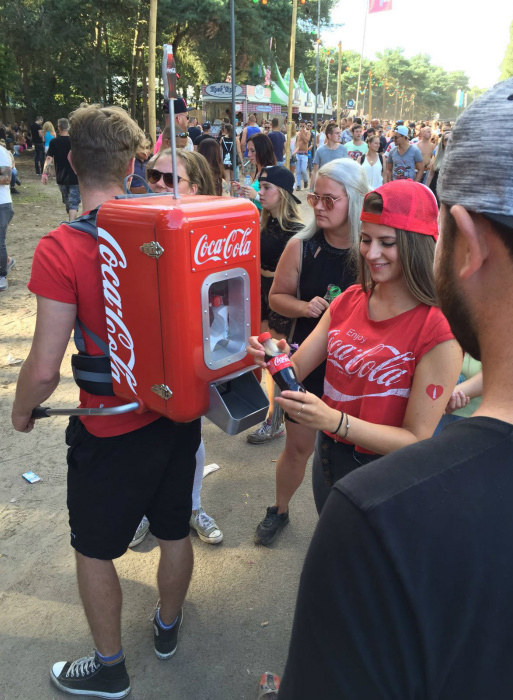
[368,70,372,121]
[355,4,368,115]
[285,0,298,169]
[148,0,157,145]
[336,41,342,125]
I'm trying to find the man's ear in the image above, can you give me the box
[126,157,135,176]
[450,204,489,280]
[67,151,77,174]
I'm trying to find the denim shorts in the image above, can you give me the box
[58,184,81,212]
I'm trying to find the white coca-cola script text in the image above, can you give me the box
[98,227,137,393]
[194,227,252,266]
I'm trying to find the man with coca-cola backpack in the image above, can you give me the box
[12,103,201,699]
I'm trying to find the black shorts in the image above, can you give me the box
[66,416,201,560]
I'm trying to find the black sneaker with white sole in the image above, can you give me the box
[153,606,183,659]
[50,651,130,698]
[254,506,289,546]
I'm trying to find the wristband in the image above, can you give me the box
[340,414,350,440]
[333,411,344,436]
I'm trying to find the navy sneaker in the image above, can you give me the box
[254,506,289,546]
[153,605,183,659]
[50,651,130,698]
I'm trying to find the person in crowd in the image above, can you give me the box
[129,136,152,194]
[340,116,353,144]
[427,130,451,204]
[415,125,436,183]
[241,133,276,211]
[288,121,297,177]
[134,146,223,546]
[188,116,201,142]
[193,121,215,149]
[309,123,347,191]
[197,137,230,196]
[292,122,310,191]
[343,123,369,162]
[43,121,56,154]
[316,120,329,150]
[251,159,369,543]
[241,114,261,158]
[247,166,304,444]
[0,140,15,291]
[220,123,242,184]
[360,134,387,188]
[271,77,513,700]
[386,124,424,182]
[12,104,201,699]
[30,115,45,175]
[41,118,81,221]
[153,97,194,154]
[267,118,286,165]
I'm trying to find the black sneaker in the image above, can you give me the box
[50,651,130,698]
[153,605,183,659]
[254,506,289,546]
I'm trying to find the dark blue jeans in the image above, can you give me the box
[34,143,45,174]
[0,203,14,276]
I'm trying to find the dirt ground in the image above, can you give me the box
[0,155,318,700]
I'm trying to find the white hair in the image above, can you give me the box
[294,158,370,247]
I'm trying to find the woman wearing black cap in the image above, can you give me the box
[247,166,304,445]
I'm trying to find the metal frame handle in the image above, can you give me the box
[32,402,140,419]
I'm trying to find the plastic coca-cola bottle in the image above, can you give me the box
[258,332,306,394]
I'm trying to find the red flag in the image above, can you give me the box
[369,0,392,13]
[162,44,177,99]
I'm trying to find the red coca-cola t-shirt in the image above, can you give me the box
[28,222,160,437]
[322,285,454,454]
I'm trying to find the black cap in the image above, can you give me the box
[163,97,194,115]
[396,119,404,125]
[202,121,211,129]
[259,166,301,204]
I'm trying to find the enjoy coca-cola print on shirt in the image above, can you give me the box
[322,285,454,453]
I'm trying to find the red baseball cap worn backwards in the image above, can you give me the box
[360,180,439,241]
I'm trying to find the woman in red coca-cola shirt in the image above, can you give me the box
[248,180,462,514]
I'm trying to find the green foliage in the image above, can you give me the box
[0,0,471,121]
[500,20,513,80]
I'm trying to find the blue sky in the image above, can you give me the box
[322,0,512,88]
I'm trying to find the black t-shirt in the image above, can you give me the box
[188,126,201,141]
[30,122,43,145]
[47,135,78,186]
[279,417,513,700]
[193,132,216,146]
[268,130,286,161]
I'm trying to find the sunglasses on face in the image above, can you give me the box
[307,193,345,210]
[146,168,189,188]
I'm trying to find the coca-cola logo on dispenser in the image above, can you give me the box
[191,224,255,272]
[97,227,138,394]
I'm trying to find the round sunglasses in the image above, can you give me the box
[146,168,190,188]
[307,193,345,210]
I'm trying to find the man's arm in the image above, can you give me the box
[386,159,393,182]
[12,296,77,433]
[414,159,425,182]
[241,127,248,152]
[309,163,319,191]
[0,164,12,186]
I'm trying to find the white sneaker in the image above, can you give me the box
[190,507,223,544]
[247,419,285,445]
[0,276,7,291]
[129,516,150,547]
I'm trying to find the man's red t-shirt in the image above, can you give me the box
[322,285,454,453]
[28,222,159,437]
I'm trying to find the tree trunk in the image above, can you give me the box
[104,22,114,105]
[130,12,141,118]
[139,47,149,133]
[95,20,103,103]
[148,0,157,144]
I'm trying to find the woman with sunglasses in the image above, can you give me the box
[131,147,221,548]
[249,180,461,516]
[251,159,369,545]
[242,133,277,211]
[247,165,304,444]
[146,148,216,196]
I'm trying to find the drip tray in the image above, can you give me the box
[206,367,269,435]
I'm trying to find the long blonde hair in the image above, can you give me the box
[261,189,303,234]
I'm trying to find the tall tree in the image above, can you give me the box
[500,20,513,80]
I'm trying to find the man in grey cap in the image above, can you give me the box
[276,78,513,700]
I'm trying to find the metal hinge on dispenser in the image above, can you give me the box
[151,384,173,400]
[140,242,164,259]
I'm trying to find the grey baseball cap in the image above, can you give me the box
[439,78,513,228]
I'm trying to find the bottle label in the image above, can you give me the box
[266,353,293,376]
